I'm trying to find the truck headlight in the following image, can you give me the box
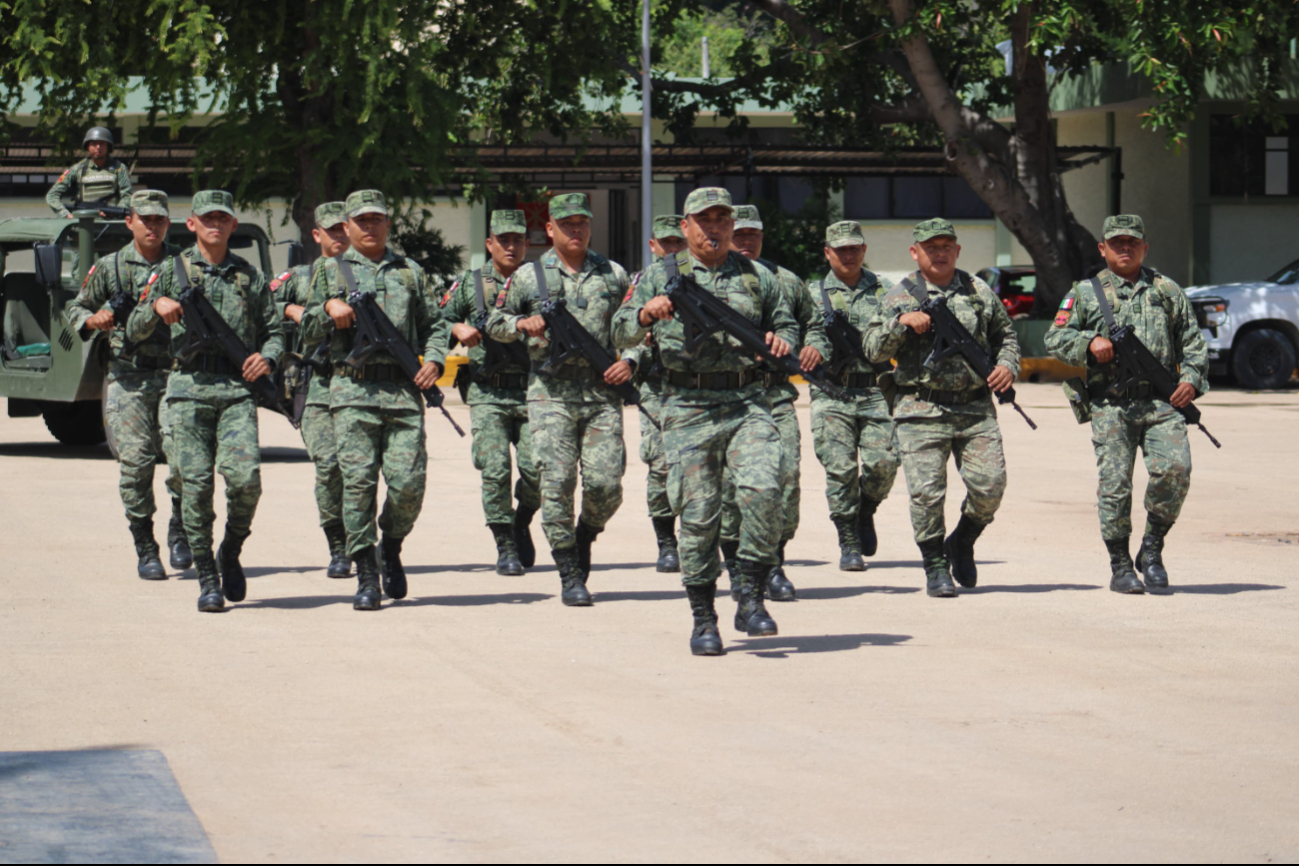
[1193,298,1229,330]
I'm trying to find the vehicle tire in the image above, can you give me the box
[101,372,120,459]
[1232,328,1297,390]
[43,401,107,447]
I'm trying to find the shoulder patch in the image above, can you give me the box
[439,287,454,307]
[269,270,292,292]
[82,263,97,287]
[496,276,510,309]
[58,169,69,183]
[1060,297,1074,310]
[1053,309,1072,327]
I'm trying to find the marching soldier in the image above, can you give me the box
[862,219,1020,598]
[720,204,828,601]
[46,127,133,218]
[302,190,449,611]
[486,193,634,607]
[440,210,539,576]
[1043,215,1208,594]
[271,201,351,579]
[613,187,799,656]
[67,190,188,579]
[126,190,284,612]
[809,221,900,570]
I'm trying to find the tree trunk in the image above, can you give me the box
[279,3,337,261]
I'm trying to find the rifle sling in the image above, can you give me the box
[473,268,487,319]
[336,257,360,296]
[1089,277,1118,332]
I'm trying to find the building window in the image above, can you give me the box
[1209,114,1299,197]
[844,175,991,220]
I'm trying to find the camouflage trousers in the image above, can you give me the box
[105,369,182,525]
[664,397,781,587]
[168,394,261,558]
[895,412,1006,544]
[720,394,799,544]
[1090,399,1191,540]
[811,389,899,520]
[529,399,625,551]
[333,406,427,556]
[638,388,672,519]
[470,400,540,525]
[299,404,343,529]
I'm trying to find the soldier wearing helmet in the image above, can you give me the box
[46,126,134,219]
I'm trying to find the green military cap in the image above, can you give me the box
[314,201,347,229]
[346,189,388,218]
[682,186,734,217]
[1103,214,1145,240]
[129,189,169,218]
[192,190,234,217]
[913,218,957,243]
[652,214,685,239]
[733,205,763,231]
[549,193,593,220]
[826,220,866,248]
[491,209,528,235]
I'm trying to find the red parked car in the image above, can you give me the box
[976,266,1037,319]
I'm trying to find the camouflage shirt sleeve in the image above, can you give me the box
[760,266,800,351]
[1165,277,1209,394]
[124,256,173,343]
[484,265,536,344]
[413,264,449,369]
[66,257,115,333]
[443,270,475,326]
[977,275,1021,376]
[788,272,830,358]
[113,163,133,205]
[45,162,80,218]
[300,260,339,344]
[862,284,917,363]
[249,268,284,367]
[611,265,659,350]
[1042,283,1098,368]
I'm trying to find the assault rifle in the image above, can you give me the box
[456,310,531,380]
[537,297,659,429]
[345,290,465,437]
[902,275,1037,430]
[73,200,130,220]
[106,285,142,357]
[287,334,332,426]
[664,272,846,399]
[174,266,293,426]
[1088,277,1221,448]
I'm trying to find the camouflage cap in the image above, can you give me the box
[913,218,957,243]
[314,201,347,229]
[491,209,528,235]
[682,186,734,217]
[826,220,866,248]
[129,189,169,218]
[346,189,388,218]
[192,190,234,217]
[549,193,593,221]
[733,205,763,231]
[1103,214,1145,240]
[652,214,685,239]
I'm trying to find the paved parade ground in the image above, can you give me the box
[1,381,1296,863]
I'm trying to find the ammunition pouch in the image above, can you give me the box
[1063,376,1091,424]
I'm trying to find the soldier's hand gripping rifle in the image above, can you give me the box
[903,277,1037,429]
[287,333,331,427]
[345,291,465,437]
[1088,277,1221,448]
[663,272,846,399]
[106,283,142,357]
[537,297,660,430]
[73,200,130,220]
[173,265,295,426]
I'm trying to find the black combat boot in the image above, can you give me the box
[1106,537,1145,594]
[652,516,680,573]
[1135,517,1172,593]
[513,505,537,568]
[554,548,591,607]
[918,538,957,597]
[352,546,382,611]
[720,540,741,600]
[857,484,881,557]
[168,506,193,570]
[733,559,778,636]
[490,523,525,576]
[195,555,224,613]
[944,514,989,589]
[767,540,796,601]
[380,535,408,600]
[323,523,351,579]
[685,583,724,656]
[217,525,249,603]
[575,520,601,576]
[129,520,167,580]
[833,516,865,571]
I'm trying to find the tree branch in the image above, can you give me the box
[748,0,827,45]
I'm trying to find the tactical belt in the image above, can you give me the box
[475,371,528,390]
[537,363,603,384]
[120,355,171,371]
[841,371,879,389]
[1090,381,1156,401]
[335,362,407,383]
[898,385,989,405]
[666,369,762,390]
[179,354,238,376]
[764,372,791,388]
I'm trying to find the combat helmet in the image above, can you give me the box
[82,127,114,151]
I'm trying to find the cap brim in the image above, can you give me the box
[733,220,763,231]
[133,206,169,218]
[1104,230,1144,240]
[192,205,234,217]
[316,216,347,229]
[348,206,388,218]
[685,204,734,217]
[551,209,594,220]
[492,224,528,236]
[828,237,865,248]
[914,232,957,243]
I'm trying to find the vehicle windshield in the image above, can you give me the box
[1003,272,1037,296]
[1265,258,1299,285]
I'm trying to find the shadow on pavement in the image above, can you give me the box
[964,583,1100,594]
[259,446,310,463]
[239,594,353,610]
[796,585,921,599]
[1170,583,1285,595]
[404,563,557,575]
[589,562,660,572]
[785,559,831,568]
[594,589,685,602]
[733,632,912,658]
[0,442,113,460]
[395,592,554,607]
[240,566,331,578]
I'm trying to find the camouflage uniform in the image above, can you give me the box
[1043,218,1207,546]
[46,157,133,218]
[862,221,1020,568]
[125,193,284,567]
[65,191,183,560]
[485,199,631,561]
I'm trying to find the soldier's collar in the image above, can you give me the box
[185,243,236,272]
[345,246,396,268]
[688,250,736,274]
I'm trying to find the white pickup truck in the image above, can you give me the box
[1185,258,1299,389]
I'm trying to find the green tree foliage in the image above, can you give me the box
[752,194,842,280]
[655,1,774,78]
[390,211,466,290]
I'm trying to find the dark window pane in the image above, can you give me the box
[943,177,991,217]
[778,178,814,213]
[893,177,942,218]
[844,177,890,219]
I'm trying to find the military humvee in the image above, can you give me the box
[0,210,273,451]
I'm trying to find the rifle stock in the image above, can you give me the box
[73,201,130,220]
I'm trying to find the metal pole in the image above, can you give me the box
[702,36,710,78]
[641,0,653,267]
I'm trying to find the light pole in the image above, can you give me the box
[641,0,653,267]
